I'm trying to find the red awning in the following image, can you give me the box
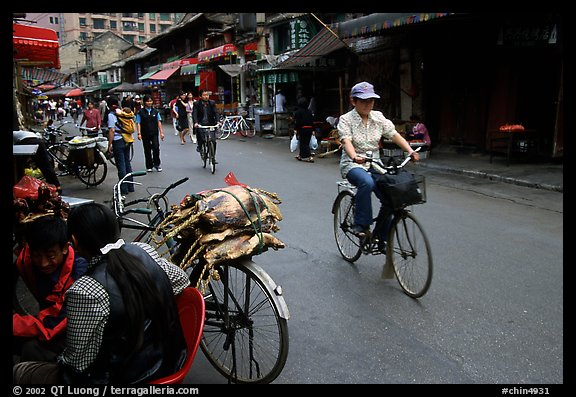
[198,44,237,62]
[147,67,180,81]
[13,23,60,68]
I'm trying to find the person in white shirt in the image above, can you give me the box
[275,89,286,113]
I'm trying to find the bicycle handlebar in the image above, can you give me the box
[159,177,189,199]
[362,146,421,174]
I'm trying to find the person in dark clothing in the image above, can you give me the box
[175,92,190,145]
[293,97,315,163]
[13,203,190,384]
[192,89,219,153]
[13,131,61,190]
[136,95,165,172]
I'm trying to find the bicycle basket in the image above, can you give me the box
[376,171,426,209]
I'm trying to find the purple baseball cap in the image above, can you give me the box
[350,81,380,99]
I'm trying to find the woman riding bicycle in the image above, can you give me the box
[338,81,420,243]
[192,89,218,154]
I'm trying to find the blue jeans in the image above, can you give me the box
[346,167,392,239]
[112,139,134,194]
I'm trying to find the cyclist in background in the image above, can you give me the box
[192,89,219,154]
[338,81,419,241]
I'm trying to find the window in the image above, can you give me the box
[110,21,117,30]
[139,36,146,44]
[149,13,155,19]
[80,32,88,41]
[49,17,58,24]
[93,19,106,29]
[138,22,144,31]
[122,21,137,31]
[159,13,171,21]
[150,24,156,33]
[79,18,87,27]
[122,35,135,44]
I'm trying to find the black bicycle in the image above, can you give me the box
[47,138,108,187]
[197,124,219,174]
[112,172,290,384]
[332,148,433,298]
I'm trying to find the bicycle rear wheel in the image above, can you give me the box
[77,149,108,186]
[198,261,289,384]
[48,143,70,174]
[387,211,433,298]
[333,191,362,262]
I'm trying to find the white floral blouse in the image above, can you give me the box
[337,108,398,178]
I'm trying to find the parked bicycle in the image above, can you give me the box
[332,147,432,298]
[111,171,290,383]
[112,170,187,248]
[31,120,73,145]
[218,114,255,140]
[47,135,108,187]
[197,124,219,174]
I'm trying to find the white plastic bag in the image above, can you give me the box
[309,134,318,150]
[290,132,299,152]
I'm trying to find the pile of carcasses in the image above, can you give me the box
[153,184,285,279]
[13,176,69,225]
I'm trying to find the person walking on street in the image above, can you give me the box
[105,96,134,196]
[79,101,101,136]
[169,95,179,136]
[175,92,190,145]
[185,93,196,144]
[294,96,315,163]
[13,203,190,384]
[338,81,419,243]
[193,89,218,154]
[136,95,165,172]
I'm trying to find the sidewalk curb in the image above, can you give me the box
[418,162,563,193]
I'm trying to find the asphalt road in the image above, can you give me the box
[20,122,564,385]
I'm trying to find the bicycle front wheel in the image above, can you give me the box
[387,211,433,298]
[77,149,108,186]
[208,140,216,174]
[200,143,207,168]
[333,191,362,262]
[199,261,289,384]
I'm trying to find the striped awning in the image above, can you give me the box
[21,67,69,86]
[275,26,347,69]
[198,44,237,62]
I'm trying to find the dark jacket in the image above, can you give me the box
[192,99,218,126]
[137,107,160,136]
[62,244,186,384]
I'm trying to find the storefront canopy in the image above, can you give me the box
[198,44,237,62]
[45,86,84,98]
[146,67,180,81]
[338,12,453,38]
[108,81,145,93]
[13,23,60,68]
[275,26,349,69]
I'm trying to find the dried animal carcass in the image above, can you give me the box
[153,185,285,284]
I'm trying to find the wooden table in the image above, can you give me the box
[489,129,538,166]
